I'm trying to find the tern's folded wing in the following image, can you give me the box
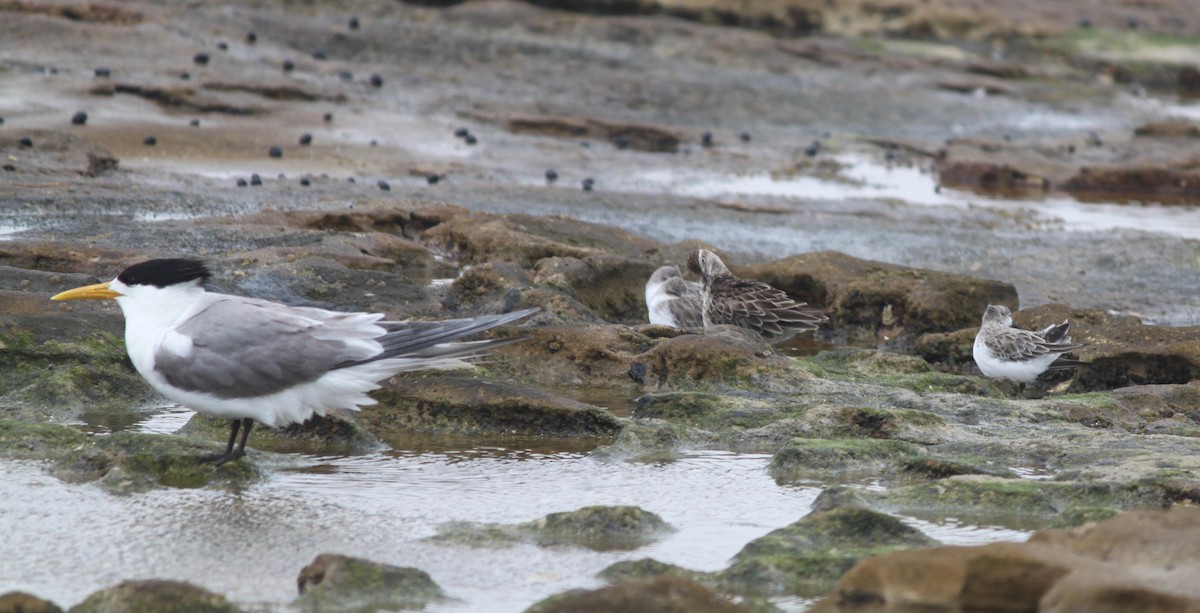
[154,298,376,399]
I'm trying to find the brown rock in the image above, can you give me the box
[740,251,1017,345]
[635,325,813,391]
[69,579,242,613]
[423,212,660,268]
[812,507,1200,613]
[937,137,1066,194]
[1060,165,1200,203]
[487,324,657,389]
[504,114,682,153]
[524,576,752,613]
[1135,120,1200,139]
[295,553,445,610]
[1016,304,1200,391]
[0,592,62,613]
[533,255,658,323]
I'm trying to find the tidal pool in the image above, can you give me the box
[0,406,1032,612]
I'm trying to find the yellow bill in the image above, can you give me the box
[51,282,121,301]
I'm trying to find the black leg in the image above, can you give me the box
[198,418,253,465]
[223,419,241,454]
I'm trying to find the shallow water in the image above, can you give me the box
[0,406,1034,612]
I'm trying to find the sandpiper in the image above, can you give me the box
[686,249,827,342]
[973,304,1086,384]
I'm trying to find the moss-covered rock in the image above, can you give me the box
[524,576,752,613]
[364,376,622,439]
[179,413,382,456]
[0,592,62,613]
[797,348,1010,397]
[598,559,702,584]
[295,554,445,613]
[635,326,813,391]
[717,507,938,597]
[432,505,673,552]
[0,420,88,458]
[0,330,155,421]
[768,438,921,482]
[69,580,242,613]
[79,432,260,494]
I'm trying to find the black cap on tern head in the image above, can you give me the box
[117,259,211,288]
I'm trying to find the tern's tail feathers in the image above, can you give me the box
[345,308,538,368]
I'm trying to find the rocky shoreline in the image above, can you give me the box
[3,0,1200,611]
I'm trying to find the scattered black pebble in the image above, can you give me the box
[347,177,356,183]
[237,178,248,187]
[193,52,210,65]
[94,67,111,78]
[0,117,5,124]
[454,127,469,138]
[143,135,157,146]
[250,173,262,186]
[701,131,713,147]
[18,136,32,147]
[246,31,257,44]
[323,112,334,122]
[612,135,630,149]
[740,132,751,143]
[582,177,594,191]
[339,70,353,81]
[1079,17,1093,28]
[464,134,477,145]
[627,362,646,383]
[1067,144,1076,154]
[369,73,383,87]
[268,145,283,158]
[884,148,897,162]
[71,111,88,126]
[299,133,313,145]
[189,118,200,127]
[934,184,942,194]
[300,177,311,186]
[370,139,378,147]
[545,169,558,182]
[180,71,191,80]
[277,173,286,179]
[282,59,295,72]
[822,131,831,139]
[426,174,440,185]
[349,16,360,29]
[1088,131,1103,146]
[312,49,327,60]
[804,141,821,157]
[377,179,390,191]
[217,42,229,52]
[1002,134,1012,142]
[2,164,15,172]
[1126,17,1139,29]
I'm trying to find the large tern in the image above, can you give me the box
[53,258,537,465]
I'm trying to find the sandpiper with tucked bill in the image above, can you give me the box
[52,258,538,465]
[972,304,1087,384]
[686,249,827,343]
[644,265,704,328]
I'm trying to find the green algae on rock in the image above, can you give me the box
[364,376,622,439]
[69,579,243,613]
[768,438,921,482]
[524,576,752,613]
[432,505,673,552]
[0,330,155,421]
[180,413,382,456]
[295,554,446,613]
[0,591,62,613]
[717,507,939,597]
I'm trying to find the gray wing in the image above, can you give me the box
[984,326,1084,361]
[665,278,705,328]
[155,298,377,399]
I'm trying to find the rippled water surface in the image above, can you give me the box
[0,404,1035,612]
